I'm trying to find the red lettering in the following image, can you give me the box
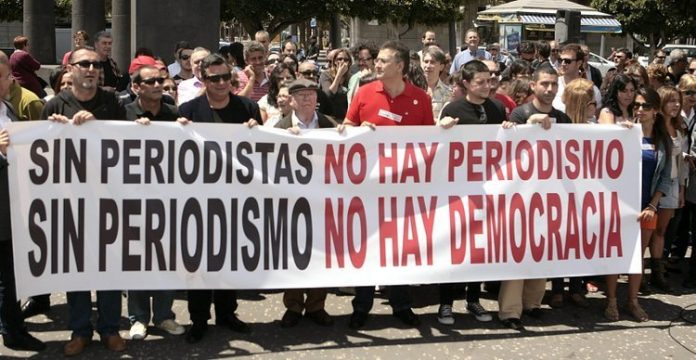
[324,145,344,184]
[509,193,526,263]
[448,196,467,264]
[379,143,398,183]
[378,197,399,266]
[448,142,465,182]
[401,197,421,266]
[485,141,504,181]
[545,193,563,260]
[516,140,534,180]
[581,192,597,259]
[583,140,603,178]
[467,141,483,181]
[419,142,439,182]
[400,143,419,183]
[468,195,485,264]
[347,144,366,184]
[324,198,344,268]
[418,196,437,266]
[529,193,544,262]
[565,140,580,179]
[537,140,553,180]
[606,140,623,179]
[606,192,622,257]
[347,197,367,268]
[564,193,580,259]
[486,194,507,263]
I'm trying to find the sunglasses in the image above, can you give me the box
[180,54,191,61]
[140,77,165,85]
[559,58,576,65]
[71,60,103,69]
[162,86,176,92]
[683,90,696,96]
[205,73,232,83]
[633,102,654,110]
[299,70,316,77]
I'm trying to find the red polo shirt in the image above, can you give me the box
[345,81,434,126]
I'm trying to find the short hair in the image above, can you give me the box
[464,28,479,37]
[131,65,159,84]
[73,30,89,42]
[282,40,297,52]
[244,41,266,59]
[537,41,551,59]
[670,49,687,63]
[532,64,558,81]
[174,40,192,54]
[67,47,98,63]
[653,49,667,57]
[200,53,230,78]
[647,63,670,84]
[616,48,633,59]
[93,30,112,44]
[255,30,269,40]
[13,35,28,49]
[192,46,211,58]
[355,41,378,60]
[422,30,435,39]
[422,46,446,64]
[561,43,585,61]
[679,74,696,90]
[518,41,536,54]
[380,40,410,75]
[460,60,489,82]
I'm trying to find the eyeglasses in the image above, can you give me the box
[71,60,103,69]
[682,90,696,96]
[633,102,654,110]
[299,70,316,77]
[162,86,176,92]
[140,77,165,85]
[476,104,488,124]
[180,54,191,61]
[205,73,232,83]
[266,59,279,65]
[559,58,576,65]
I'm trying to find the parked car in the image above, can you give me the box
[662,44,696,63]
[587,52,615,77]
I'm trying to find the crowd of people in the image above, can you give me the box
[0,27,695,356]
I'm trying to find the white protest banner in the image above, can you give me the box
[7,121,641,298]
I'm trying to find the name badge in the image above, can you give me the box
[378,109,403,122]
[641,143,655,151]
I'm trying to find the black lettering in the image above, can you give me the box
[99,199,119,271]
[122,199,141,271]
[101,140,119,183]
[242,198,260,270]
[264,198,287,270]
[203,141,223,183]
[63,199,84,273]
[207,199,226,271]
[274,144,293,184]
[123,140,141,184]
[292,198,312,270]
[145,199,167,271]
[295,143,313,184]
[255,142,274,183]
[29,139,49,184]
[236,142,253,184]
[65,139,87,183]
[28,199,47,276]
[181,198,203,271]
[179,140,200,184]
[144,140,165,184]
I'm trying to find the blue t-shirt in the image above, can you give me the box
[641,137,658,208]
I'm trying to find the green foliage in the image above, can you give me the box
[592,0,696,48]
[222,0,468,38]
[0,0,72,23]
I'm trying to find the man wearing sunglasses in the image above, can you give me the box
[172,45,194,84]
[177,47,211,105]
[176,53,259,343]
[126,65,178,123]
[41,47,127,356]
[167,40,191,78]
[552,43,601,112]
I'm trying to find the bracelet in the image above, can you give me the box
[646,203,658,212]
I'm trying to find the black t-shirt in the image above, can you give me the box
[125,98,178,121]
[510,102,571,124]
[439,97,507,124]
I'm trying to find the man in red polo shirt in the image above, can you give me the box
[343,40,433,127]
[341,40,432,329]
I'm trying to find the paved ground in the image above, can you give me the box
[2,263,696,359]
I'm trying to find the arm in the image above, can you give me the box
[597,108,616,124]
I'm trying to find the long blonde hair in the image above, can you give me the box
[657,86,684,134]
[562,78,595,123]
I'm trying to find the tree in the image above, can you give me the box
[592,0,696,51]
[222,0,469,39]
